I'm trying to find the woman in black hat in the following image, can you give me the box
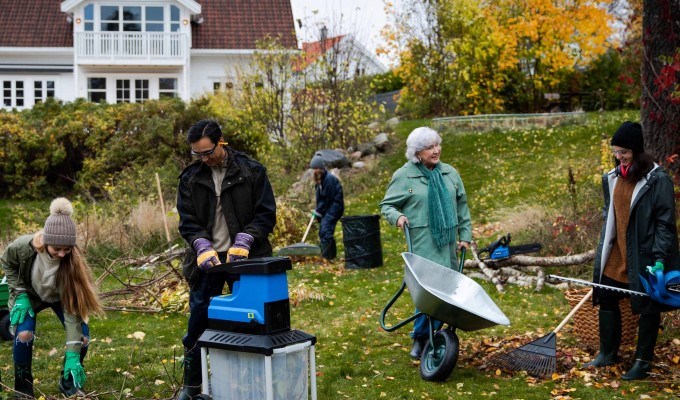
[585,121,680,380]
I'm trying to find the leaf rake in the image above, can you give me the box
[491,289,593,377]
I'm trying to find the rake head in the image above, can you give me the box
[490,332,557,377]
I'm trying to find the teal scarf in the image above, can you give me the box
[416,162,455,248]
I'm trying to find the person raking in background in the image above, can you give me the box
[176,119,276,399]
[1,197,104,398]
[310,152,345,260]
[584,121,679,380]
[380,127,472,360]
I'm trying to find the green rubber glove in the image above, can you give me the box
[648,261,664,274]
[9,293,35,326]
[64,351,86,388]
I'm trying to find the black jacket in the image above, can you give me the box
[593,166,679,314]
[315,169,344,222]
[177,147,276,288]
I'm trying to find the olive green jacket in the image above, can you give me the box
[380,161,472,269]
[1,235,84,352]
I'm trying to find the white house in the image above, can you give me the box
[295,32,388,82]
[0,0,297,110]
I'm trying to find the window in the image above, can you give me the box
[213,81,221,92]
[171,6,180,32]
[97,5,180,33]
[159,78,178,98]
[3,81,11,107]
[146,7,164,32]
[88,78,106,103]
[116,79,149,103]
[34,81,55,103]
[116,79,131,103]
[2,80,25,108]
[84,4,94,31]
[135,79,149,102]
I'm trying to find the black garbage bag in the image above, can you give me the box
[341,215,383,269]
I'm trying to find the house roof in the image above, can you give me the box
[0,1,73,47]
[294,35,346,71]
[192,0,297,49]
[0,0,296,49]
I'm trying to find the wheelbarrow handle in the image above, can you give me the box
[403,222,413,252]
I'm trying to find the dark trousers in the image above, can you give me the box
[319,217,339,259]
[182,255,232,357]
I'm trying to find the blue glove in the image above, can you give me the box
[193,238,219,271]
[64,350,86,388]
[227,232,254,263]
[311,210,322,220]
[647,261,664,274]
[10,293,34,326]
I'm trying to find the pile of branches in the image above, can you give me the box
[463,242,596,293]
[97,245,188,313]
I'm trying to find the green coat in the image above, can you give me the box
[594,166,680,314]
[380,161,472,269]
[1,235,84,352]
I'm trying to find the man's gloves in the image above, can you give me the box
[311,210,322,220]
[64,350,86,388]
[193,238,219,271]
[647,261,664,274]
[227,232,254,263]
[10,293,34,326]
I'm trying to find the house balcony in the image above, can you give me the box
[74,32,188,66]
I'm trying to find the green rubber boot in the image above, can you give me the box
[14,363,34,399]
[583,309,621,367]
[622,313,660,381]
[177,351,202,400]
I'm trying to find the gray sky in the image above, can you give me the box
[289,0,391,66]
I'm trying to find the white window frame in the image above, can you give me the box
[34,80,56,103]
[2,80,25,109]
[88,4,181,33]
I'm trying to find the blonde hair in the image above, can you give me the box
[33,231,104,322]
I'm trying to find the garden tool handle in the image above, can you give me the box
[301,213,316,243]
[553,288,593,334]
[458,247,466,273]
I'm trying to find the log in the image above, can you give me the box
[470,242,505,293]
[462,249,595,269]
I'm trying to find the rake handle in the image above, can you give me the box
[301,213,316,243]
[553,288,593,334]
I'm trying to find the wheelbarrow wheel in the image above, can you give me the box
[420,329,459,382]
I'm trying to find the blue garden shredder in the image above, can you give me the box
[196,256,317,400]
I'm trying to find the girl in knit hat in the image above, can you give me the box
[586,121,680,380]
[0,197,103,397]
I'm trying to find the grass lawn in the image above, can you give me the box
[1,110,678,399]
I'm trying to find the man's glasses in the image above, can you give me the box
[191,141,227,157]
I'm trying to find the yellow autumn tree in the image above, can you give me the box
[383,0,615,116]
[488,0,614,111]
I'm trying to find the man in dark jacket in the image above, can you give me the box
[310,152,344,260]
[176,120,276,399]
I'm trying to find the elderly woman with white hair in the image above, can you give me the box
[380,126,472,360]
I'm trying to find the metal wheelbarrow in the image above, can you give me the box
[380,226,510,381]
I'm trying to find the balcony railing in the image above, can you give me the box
[74,32,187,64]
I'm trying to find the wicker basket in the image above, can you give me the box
[565,288,640,349]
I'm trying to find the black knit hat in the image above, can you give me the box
[610,121,644,153]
